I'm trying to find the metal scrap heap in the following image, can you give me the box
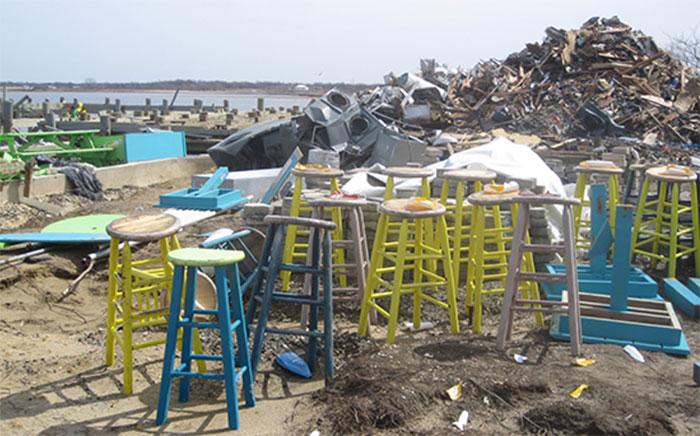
[362,16,700,146]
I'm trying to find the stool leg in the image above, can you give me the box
[609,174,620,236]
[668,183,680,278]
[306,226,321,372]
[351,207,375,326]
[178,266,198,403]
[322,229,334,383]
[452,181,465,287]
[437,215,460,334]
[573,173,587,244]
[471,205,486,331]
[250,224,285,376]
[246,223,276,329]
[631,176,651,263]
[121,244,134,395]
[413,217,424,329]
[156,265,186,426]
[227,264,255,408]
[281,176,303,292]
[300,206,322,328]
[106,238,119,367]
[359,213,389,336]
[496,204,528,351]
[386,219,410,344]
[691,181,700,275]
[214,265,240,430]
[562,205,582,356]
[651,181,669,269]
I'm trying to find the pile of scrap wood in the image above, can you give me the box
[361,16,700,147]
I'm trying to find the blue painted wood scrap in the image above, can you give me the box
[0,233,111,244]
[610,206,634,311]
[687,278,700,297]
[550,314,690,356]
[542,264,659,300]
[154,167,247,211]
[661,279,700,319]
[260,147,303,204]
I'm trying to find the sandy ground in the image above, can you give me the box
[1,176,699,435]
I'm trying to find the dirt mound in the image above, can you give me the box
[524,399,676,435]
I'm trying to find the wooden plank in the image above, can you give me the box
[687,278,700,297]
[661,279,700,319]
[19,197,67,216]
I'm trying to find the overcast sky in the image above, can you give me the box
[1,0,698,84]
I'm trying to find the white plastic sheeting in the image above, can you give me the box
[341,136,567,238]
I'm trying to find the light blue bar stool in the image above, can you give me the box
[156,247,255,431]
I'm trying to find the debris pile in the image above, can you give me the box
[361,16,700,146]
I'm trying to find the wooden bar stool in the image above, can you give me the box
[631,165,700,278]
[496,194,583,356]
[156,248,255,430]
[281,166,345,292]
[301,197,376,328]
[358,198,459,344]
[438,169,496,289]
[572,161,623,250]
[105,213,205,394]
[247,215,336,384]
[466,191,542,333]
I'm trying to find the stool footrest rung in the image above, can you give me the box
[280,264,325,275]
[517,271,568,283]
[523,244,565,254]
[512,306,568,314]
[190,353,224,362]
[265,326,324,338]
[516,299,561,306]
[271,293,325,306]
[179,319,241,330]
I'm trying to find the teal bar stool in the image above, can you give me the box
[156,248,255,431]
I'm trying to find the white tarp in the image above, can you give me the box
[341,136,567,238]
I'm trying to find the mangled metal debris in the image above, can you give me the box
[208,89,427,170]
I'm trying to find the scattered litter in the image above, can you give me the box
[483,396,490,406]
[569,384,589,399]
[623,345,645,363]
[275,351,312,378]
[446,383,462,401]
[309,431,320,436]
[402,321,435,332]
[575,358,596,367]
[514,354,528,364]
[452,410,469,431]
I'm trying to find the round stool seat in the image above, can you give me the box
[167,247,245,266]
[264,214,337,231]
[291,167,344,179]
[307,197,371,208]
[646,165,698,183]
[379,198,446,218]
[382,167,434,178]
[574,162,623,175]
[107,213,181,242]
[468,191,518,206]
[512,194,581,206]
[443,169,497,182]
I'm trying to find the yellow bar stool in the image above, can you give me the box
[281,166,345,292]
[572,161,623,250]
[631,165,700,278]
[438,169,496,288]
[466,191,542,333]
[358,198,459,344]
[105,213,206,394]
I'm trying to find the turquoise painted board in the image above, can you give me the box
[0,233,111,244]
[542,264,658,299]
[124,132,186,162]
[688,278,700,297]
[662,279,700,319]
[550,314,690,356]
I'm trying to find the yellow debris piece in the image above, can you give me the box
[570,384,589,398]
[446,383,462,401]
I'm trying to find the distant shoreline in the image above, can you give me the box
[5,87,325,98]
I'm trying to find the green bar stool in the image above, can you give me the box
[156,248,255,431]
[572,161,623,250]
[466,191,542,333]
[437,169,496,289]
[631,165,700,278]
[281,166,345,292]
